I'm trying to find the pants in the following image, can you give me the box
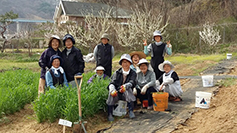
[136,87,157,106]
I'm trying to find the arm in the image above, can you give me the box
[93,45,98,61]
[145,71,156,88]
[38,50,47,69]
[76,49,85,73]
[45,71,56,89]
[144,44,152,56]
[165,45,172,55]
[63,73,69,87]
[87,75,95,84]
[171,71,179,82]
[111,46,115,59]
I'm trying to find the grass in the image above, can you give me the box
[0,69,39,118]
[217,78,237,87]
[33,72,110,123]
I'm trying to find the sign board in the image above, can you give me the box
[58,119,72,127]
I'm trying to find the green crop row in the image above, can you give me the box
[0,69,39,118]
[33,72,110,123]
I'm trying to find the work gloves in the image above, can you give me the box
[163,78,174,85]
[109,84,117,97]
[133,88,137,95]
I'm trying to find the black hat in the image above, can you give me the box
[63,34,75,46]
[50,55,63,66]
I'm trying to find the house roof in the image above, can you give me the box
[54,0,131,19]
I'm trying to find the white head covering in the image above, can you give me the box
[119,54,132,65]
[158,60,174,71]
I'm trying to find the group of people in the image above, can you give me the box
[38,31,183,122]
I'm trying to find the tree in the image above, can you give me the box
[115,3,169,50]
[0,11,18,53]
[199,22,221,52]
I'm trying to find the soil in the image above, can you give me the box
[1,61,237,133]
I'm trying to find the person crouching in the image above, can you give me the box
[106,54,137,121]
[157,61,183,102]
[87,66,109,84]
[45,55,69,89]
[134,58,157,109]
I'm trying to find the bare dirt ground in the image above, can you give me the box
[0,61,236,133]
[172,67,237,133]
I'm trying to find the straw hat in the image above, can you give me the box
[137,58,149,66]
[129,51,146,59]
[119,54,132,65]
[158,60,174,71]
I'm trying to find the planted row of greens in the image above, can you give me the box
[0,69,39,118]
[33,72,110,123]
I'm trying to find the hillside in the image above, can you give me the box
[0,0,60,19]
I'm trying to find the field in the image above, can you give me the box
[0,50,236,133]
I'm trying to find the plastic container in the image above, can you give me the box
[113,100,127,116]
[202,75,214,87]
[195,91,212,109]
[142,100,148,108]
[152,92,168,111]
[227,53,232,60]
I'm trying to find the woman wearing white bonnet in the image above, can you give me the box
[157,60,183,102]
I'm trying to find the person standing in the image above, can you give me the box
[144,30,172,79]
[38,35,62,96]
[61,34,85,87]
[93,33,115,77]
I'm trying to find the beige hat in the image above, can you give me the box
[137,58,149,66]
[129,51,146,59]
[119,54,132,65]
[101,33,109,41]
[158,60,174,71]
[48,35,62,47]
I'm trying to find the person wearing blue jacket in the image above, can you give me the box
[38,35,62,96]
[45,55,68,89]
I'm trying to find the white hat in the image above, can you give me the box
[95,66,105,71]
[153,30,162,37]
[101,33,109,40]
[51,35,60,40]
[119,54,132,65]
[158,60,174,71]
[137,58,149,66]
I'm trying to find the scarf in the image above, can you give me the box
[51,66,64,75]
[155,41,163,46]
[122,68,130,76]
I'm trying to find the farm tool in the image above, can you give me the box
[74,75,87,133]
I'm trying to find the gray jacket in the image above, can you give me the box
[136,70,156,89]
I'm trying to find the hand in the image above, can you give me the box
[109,84,117,97]
[166,40,172,48]
[163,78,174,85]
[133,88,137,95]
[156,80,160,87]
[143,39,147,46]
[45,67,49,71]
[111,90,118,97]
[159,83,165,91]
[141,85,149,95]
[76,72,82,76]
[119,85,126,93]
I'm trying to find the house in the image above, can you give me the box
[53,0,131,26]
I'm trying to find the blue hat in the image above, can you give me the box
[50,55,63,65]
[63,34,75,46]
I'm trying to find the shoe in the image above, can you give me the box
[147,106,153,110]
[129,111,135,119]
[108,114,114,121]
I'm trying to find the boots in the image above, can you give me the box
[128,102,135,119]
[107,105,114,121]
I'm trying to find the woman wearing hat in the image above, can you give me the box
[61,34,85,87]
[87,66,109,84]
[38,35,62,95]
[45,55,68,89]
[129,51,146,72]
[144,30,172,80]
[134,58,157,109]
[157,61,183,102]
[93,33,115,77]
[106,54,137,121]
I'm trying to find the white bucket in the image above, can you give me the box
[227,53,232,59]
[202,75,214,87]
[195,91,212,109]
[113,100,127,116]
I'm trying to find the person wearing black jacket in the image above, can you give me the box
[38,35,62,96]
[106,54,137,121]
[93,33,114,77]
[61,34,85,87]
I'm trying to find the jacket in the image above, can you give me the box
[136,70,156,89]
[61,46,85,82]
[108,68,137,91]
